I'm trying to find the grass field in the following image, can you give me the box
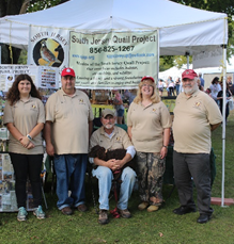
[1,110,234,244]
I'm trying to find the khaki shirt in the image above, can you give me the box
[172,90,222,154]
[127,101,171,153]
[3,97,45,154]
[90,126,133,150]
[45,89,94,154]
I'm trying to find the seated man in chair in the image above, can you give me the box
[89,109,136,225]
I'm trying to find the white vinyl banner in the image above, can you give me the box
[69,31,158,89]
[193,47,223,69]
[28,26,69,71]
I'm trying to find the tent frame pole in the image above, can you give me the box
[221,44,227,207]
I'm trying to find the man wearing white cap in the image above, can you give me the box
[44,67,94,215]
[90,109,136,225]
[172,69,222,224]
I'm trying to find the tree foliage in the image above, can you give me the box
[0,0,69,64]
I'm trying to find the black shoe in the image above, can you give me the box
[197,214,211,224]
[173,206,196,215]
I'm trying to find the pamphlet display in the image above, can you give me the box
[0,65,60,91]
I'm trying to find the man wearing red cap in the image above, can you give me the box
[172,69,222,224]
[44,67,94,215]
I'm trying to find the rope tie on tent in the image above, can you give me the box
[8,45,13,64]
[9,21,13,64]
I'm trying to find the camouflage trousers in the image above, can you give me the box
[136,152,166,206]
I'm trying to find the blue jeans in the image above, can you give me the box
[54,154,87,210]
[92,166,136,210]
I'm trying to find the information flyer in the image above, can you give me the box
[0,65,59,91]
[69,31,158,89]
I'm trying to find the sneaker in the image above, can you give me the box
[118,209,132,218]
[98,210,109,225]
[138,201,149,211]
[33,205,46,219]
[17,207,28,222]
[147,205,159,212]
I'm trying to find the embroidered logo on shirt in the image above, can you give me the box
[150,108,158,114]
[193,101,202,110]
[116,137,121,142]
[79,99,85,105]
[31,104,37,109]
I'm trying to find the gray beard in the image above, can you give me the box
[184,85,198,95]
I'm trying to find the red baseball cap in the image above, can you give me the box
[182,69,198,80]
[61,67,75,77]
[141,76,155,82]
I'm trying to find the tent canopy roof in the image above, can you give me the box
[0,0,228,55]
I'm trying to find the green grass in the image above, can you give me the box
[1,112,234,244]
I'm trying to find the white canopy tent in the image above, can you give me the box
[0,0,228,56]
[0,0,229,206]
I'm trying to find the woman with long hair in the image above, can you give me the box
[127,76,171,212]
[3,74,46,222]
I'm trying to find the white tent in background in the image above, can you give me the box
[159,66,191,81]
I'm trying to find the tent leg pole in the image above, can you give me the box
[221,44,227,207]
[185,52,190,69]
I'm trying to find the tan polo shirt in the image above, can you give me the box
[127,101,171,153]
[3,97,45,155]
[172,90,222,154]
[90,126,133,150]
[45,89,94,154]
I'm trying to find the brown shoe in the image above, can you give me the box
[147,205,159,212]
[98,210,109,225]
[77,204,87,212]
[61,207,73,215]
[138,201,149,211]
[118,209,132,218]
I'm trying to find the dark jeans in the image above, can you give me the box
[169,87,175,96]
[173,150,213,215]
[10,153,43,208]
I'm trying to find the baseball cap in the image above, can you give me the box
[102,109,115,118]
[61,67,75,77]
[182,69,198,80]
[141,76,155,83]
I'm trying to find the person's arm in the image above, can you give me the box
[210,123,221,131]
[160,128,170,159]
[21,123,44,148]
[6,123,24,142]
[89,120,93,139]
[127,126,132,140]
[44,121,55,156]
[94,157,119,171]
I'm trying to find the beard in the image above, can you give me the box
[184,83,198,95]
[104,123,114,129]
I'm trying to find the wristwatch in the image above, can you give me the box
[27,134,32,141]
[162,145,168,149]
